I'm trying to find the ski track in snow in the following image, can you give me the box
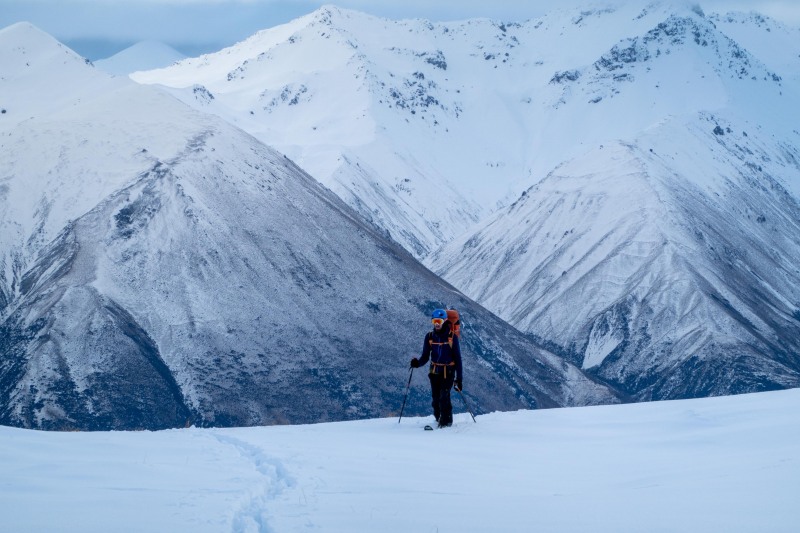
[211,433,295,533]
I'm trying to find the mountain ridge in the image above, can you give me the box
[429,113,800,400]
[4,1,800,424]
[0,23,618,430]
[132,2,800,257]
[129,2,800,400]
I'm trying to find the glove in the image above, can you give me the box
[455,379,462,392]
[410,357,420,368]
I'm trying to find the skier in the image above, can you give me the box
[410,309,463,428]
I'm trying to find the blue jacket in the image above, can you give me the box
[418,322,462,381]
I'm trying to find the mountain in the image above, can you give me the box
[708,10,800,85]
[131,2,778,258]
[95,40,187,76]
[428,10,800,400]
[0,23,617,430]
[132,5,492,258]
[130,5,800,400]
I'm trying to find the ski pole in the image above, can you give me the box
[457,388,477,423]
[398,367,414,423]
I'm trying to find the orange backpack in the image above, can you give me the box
[446,309,461,338]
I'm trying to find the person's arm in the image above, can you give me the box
[411,332,432,367]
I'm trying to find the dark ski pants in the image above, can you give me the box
[429,370,455,425]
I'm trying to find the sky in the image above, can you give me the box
[1,0,800,59]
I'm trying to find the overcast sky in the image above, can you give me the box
[2,0,799,59]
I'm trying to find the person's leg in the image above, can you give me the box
[429,373,442,422]
[438,372,455,427]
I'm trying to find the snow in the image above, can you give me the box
[94,41,187,76]
[2,9,800,523]
[2,22,618,430]
[417,3,800,396]
[2,388,798,532]
[128,2,800,260]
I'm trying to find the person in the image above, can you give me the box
[410,309,463,428]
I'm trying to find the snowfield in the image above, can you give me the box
[2,388,798,532]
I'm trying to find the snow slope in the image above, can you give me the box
[133,6,486,258]
[129,3,800,400]
[0,22,617,430]
[132,2,799,260]
[427,7,800,400]
[2,388,798,532]
[430,116,800,400]
[131,3,707,257]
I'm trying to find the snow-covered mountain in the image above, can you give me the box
[0,23,617,430]
[95,40,186,76]
[131,2,799,259]
[428,11,800,399]
[133,5,499,258]
[130,2,669,257]
[132,3,800,401]
[430,124,800,400]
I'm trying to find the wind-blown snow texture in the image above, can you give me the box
[2,389,799,532]
[132,3,800,402]
[0,23,616,430]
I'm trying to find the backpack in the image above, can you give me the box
[446,308,461,338]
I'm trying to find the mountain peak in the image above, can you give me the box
[0,21,71,57]
[0,21,50,40]
[0,23,115,130]
[302,3,381,29]
[0,21,91,73]
[313,3,352,19]
[547,6,784,114]
[95,40,186,76]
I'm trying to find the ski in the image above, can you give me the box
[423,425,434,431]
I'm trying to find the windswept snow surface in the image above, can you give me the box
[2,389,799,532]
